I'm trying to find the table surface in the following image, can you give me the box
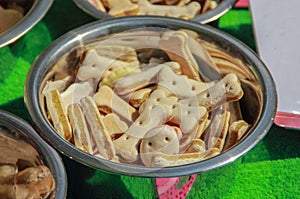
[0,1,299,198]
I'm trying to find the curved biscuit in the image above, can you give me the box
[224,120,249,150]
[45,90,72,142]
[80,96,116,160]
[129,87,153,108]
[151,152,204,167]
[205,111,230,151]
[67,103,93,154]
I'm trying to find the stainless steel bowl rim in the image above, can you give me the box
[0,110,67,198]
[25,16,277,178]
[0,0,54,48]
[72,0,237,24]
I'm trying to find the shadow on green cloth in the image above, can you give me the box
[220,24,256,51]
[42,0,95,40]
[263,125,300,161]
[62,156,134,199]
[241,125,300,164]
[0,97,29,121]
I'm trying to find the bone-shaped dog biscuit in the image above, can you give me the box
[157,67,195,99]
[42,75,74,95]
[94,85,138,123]
[80,96,116,160]
[181,73,244,111]
[140,125,180,167]
[171,103,207,134]
[60,81,94,113]
[113,103,171,162]
[107,0,139,16]
[114,62,180,95]
[159,31,201,80]
[77,45,139,82]
[138,88,176,114]
[138,0,201,19]
[100,66,140,87]
[76,50,112,81]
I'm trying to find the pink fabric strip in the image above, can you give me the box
[274,112,300,129]
[235,0,249,7]
[155,174,197,199]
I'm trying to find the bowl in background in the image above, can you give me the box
[72,0,237,24]
[0,0,53,48]
[24,16,276,177]
[0,110,67,198]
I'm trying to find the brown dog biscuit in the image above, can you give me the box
[129,87,153,108]
[102,113,128,139]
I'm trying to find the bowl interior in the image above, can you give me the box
[0,110,67,198]
[72,0,237,23]
[0,0,53,47]
[25,16,276,177]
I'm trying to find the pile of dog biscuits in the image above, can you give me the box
[0,2,24,34]
[0,127,55,198]
[88,0,220,19]
[42,29,259,167]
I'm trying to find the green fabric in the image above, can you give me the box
[0,1,299,198]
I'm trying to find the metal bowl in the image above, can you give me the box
[0,0,53,48]
[0,110,67,198]
[72,0,237,24]
[24,16,277,177]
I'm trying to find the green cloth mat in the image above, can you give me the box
[0,1,299,198]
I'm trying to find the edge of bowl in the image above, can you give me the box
[24,16,277,178]
[0,110,67,198]
[0,0,54,48]
[72,0,237,24]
